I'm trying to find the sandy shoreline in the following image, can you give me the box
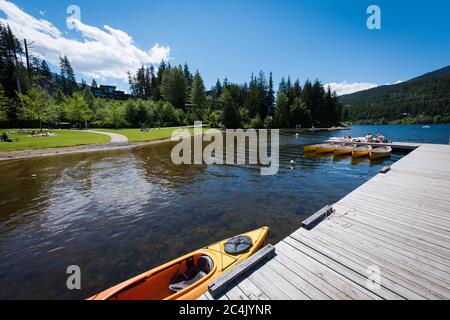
[0,138,173,162]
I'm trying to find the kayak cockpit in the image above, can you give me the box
[169,255,214,292]
[107,253,215,300]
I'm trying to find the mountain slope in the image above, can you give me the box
[340,66,450,124]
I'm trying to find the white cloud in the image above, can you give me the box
[326,81,379,96]
[326,80,405,96]
[0,0,171,82]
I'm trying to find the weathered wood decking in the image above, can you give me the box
[200,143,450,300]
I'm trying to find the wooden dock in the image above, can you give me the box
[199,143,450,300]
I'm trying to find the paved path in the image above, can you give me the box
[86,130,129,143]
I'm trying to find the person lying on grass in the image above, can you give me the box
[28,130,57,138]
[1,132,18,143]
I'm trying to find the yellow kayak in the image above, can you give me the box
[334,145,356,156]
[370,146,392,160]
[303,144,321,152]
[352,145,373,158]
[88,227,269,301]
[315,144,337,154]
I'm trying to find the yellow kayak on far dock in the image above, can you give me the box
[352,145,372,158]
[334,145,357,156]
[315,144,337,154]
[303,144,322,152]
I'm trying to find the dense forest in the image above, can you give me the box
[341,66,450,124]
[0,23,344,129]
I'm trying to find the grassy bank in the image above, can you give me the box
[98,127,205,143]
[0,127,209,153]
[0,130,111,152]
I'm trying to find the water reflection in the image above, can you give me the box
[131,142,207,189]
[333,155,351,163]
[0,132,401,299]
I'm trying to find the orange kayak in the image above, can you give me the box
[88,227,269,300]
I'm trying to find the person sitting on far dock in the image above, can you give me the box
[376,134,387,143]
[366,133,373,142]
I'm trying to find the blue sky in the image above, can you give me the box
[1,0,449,94]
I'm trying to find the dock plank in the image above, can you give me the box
[237,279,270,300]
[286,234,412,300]
[277,240,382,300]
[323,218,450,271]
[224,286,250,301]
[312,226,450,297]
[334,216,450,263]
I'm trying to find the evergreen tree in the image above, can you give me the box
[290,98,312,128]
[149,65,158,100]
[135,66,146,98]
[286,76,292,97]
[310,79,326,126]
[60,56,77,95]
[215,79,223,97]
[279,77,288,96]
[129,66,153,99]
[301,79,313,116]
[0,23,29,124]
[40,60,52,78]
[183,63,194,89]
[152,61,168,100]
[323,87,341,126]
[266,72,275,115]
[144,67,152,99]
[256,71,268,119]
[0,84,10,121]
[220,86,241,129]
[190,70,206,108]
[290,79,302,104]
[91,79,98,88]
[274,92,290,128]
[160,66,187,109]
[53,89,66,104]
[34,59,56,93]
[157,61,167,85]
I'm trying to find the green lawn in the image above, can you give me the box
[0,130,111,152]
[98,127,201,143]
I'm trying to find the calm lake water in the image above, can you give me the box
[0,124,449,300]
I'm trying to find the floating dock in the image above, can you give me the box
[325,140,422,151]
[200,143,450,300]
[310,127,351,132]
